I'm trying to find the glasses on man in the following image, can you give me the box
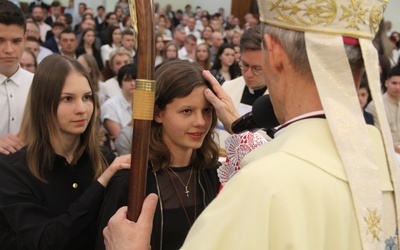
[239,61,262,76]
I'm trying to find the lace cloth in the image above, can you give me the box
[218,132,267,186]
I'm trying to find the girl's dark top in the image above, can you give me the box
[0,147,115,250]
[96,164,220,250]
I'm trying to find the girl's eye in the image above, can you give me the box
[62,96,72,102]
[204,107,213,113]
[182,109,191,114]
[83,95,93,101]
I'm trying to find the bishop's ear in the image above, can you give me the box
[264,34,286,73]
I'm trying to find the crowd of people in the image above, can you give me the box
[8,0,267,150]
[0,0,400,249]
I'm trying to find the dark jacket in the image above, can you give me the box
[96,165,220,250]
[0,147,115,250]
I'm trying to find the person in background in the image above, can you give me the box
[185,16,201,40]
[45,1,62,27]
[95,5,106,32]
[197,25,213,46]
[115,0,129,16]
[0,54,130,249]
[98,12,119,45]
[157,14,172,39]
[100,26,122,65]
[58,29,78,58]
[100,64,136,140]
[28,0,49,13]
[44,21,65,53]
[31,5,51,43]
[25,21,53,62]
[155,32,165,67]
[77,53,106,106]
[195,43,211,70]
[99,48,132,99]
[366,66,400,153]
[231,28,243,47]
[357,81,374,125]
[96,60,220,250]
[178,34,197,62]
[75,28,104,70]
[216,25,269,148]
[120,29,137,64]
[210,43,241,85]
[171,26,186,49]
[19,49,37,73]
[209,31,224,62]
[0,1,34,155]
[161,42,179,61]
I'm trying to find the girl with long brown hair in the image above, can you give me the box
[96,60,220,250]
[0,54,130,249]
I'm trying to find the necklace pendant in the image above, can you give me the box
[185,187,190,197]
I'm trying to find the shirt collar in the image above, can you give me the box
[0,67,24,87]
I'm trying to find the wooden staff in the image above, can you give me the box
[127,0,155,222]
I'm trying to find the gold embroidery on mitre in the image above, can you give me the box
[260,0,389,38]
[340,0,367,30]
[270,0,337,26]
[364,208,382,242]
[369,0,388,33]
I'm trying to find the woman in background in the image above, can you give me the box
[161,41,179,61]
[155,32,165,67]
[195,43,211,70]
[101,26,122,66]
[210,43,241,85]
[76,28,104,70]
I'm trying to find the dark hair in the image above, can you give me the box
[240,25,262,51]
[97,5,105,11]
[107,26,121,46]
[150,60,218,172]
[185,34,197,43]
[82,13,94,21]
[359,79,372,104]
[52,21,65,29]
[78,28,97,48]
[105,12,116,21]
[388,66,400,78]
[0,1,26,32]
[121,29,134,38]
[51,1,61,7]
[26,54,108,182]
[26,36,40,44]
[64,13,73,25]
[23,48,38,69]
[117,63,137,88]
[195,43,211,70]
[224,23,235,31]
[161,42,179,60]
[211,43,241,79]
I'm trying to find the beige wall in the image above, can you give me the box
[385,0,400,34]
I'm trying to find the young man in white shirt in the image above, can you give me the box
[0,1,34,155]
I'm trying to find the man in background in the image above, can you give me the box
[0,1,34,155]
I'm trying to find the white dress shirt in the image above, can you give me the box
[0,68,34,137]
